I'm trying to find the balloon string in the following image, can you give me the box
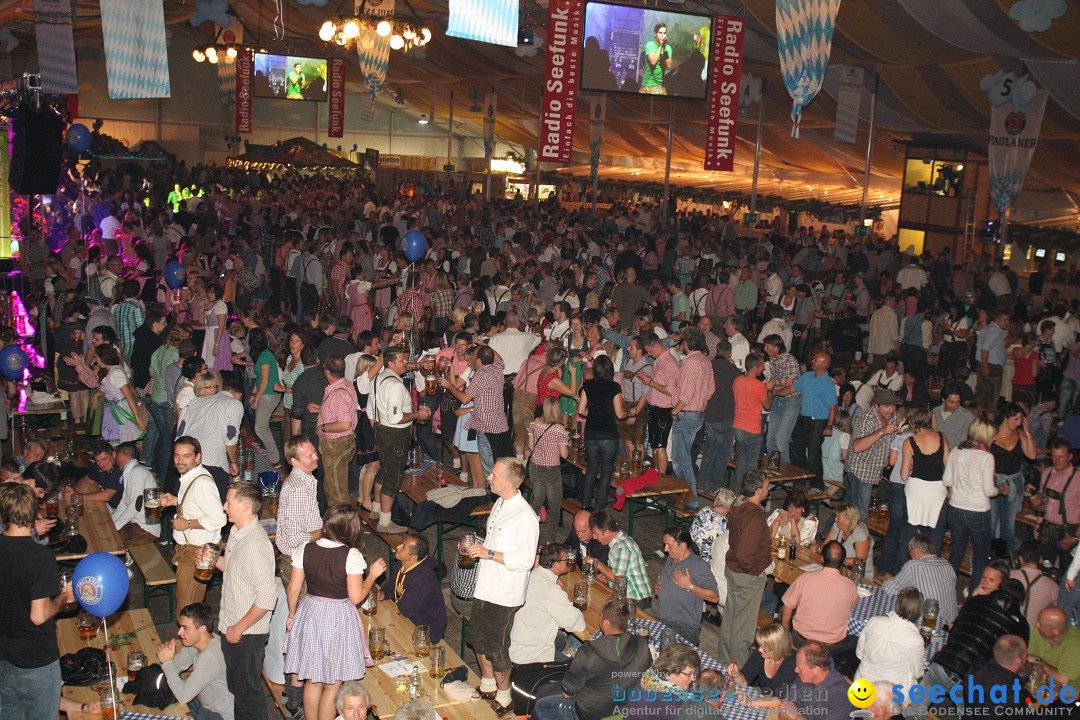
[102,617,119,713]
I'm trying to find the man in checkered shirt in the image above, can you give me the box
[585,510,652,607]
[443,345,512,479]
[844,388,901,520]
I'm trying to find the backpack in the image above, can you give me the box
[123,664,176,709]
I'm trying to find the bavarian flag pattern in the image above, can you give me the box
[100,0,171,99]
[775,0,841,138]
[447,0,519,48]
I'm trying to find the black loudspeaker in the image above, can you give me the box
[9,110,65,195]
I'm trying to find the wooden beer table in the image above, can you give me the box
[56,498,126,564]
[58,608,189,720]
[401,462,491,580]
[363,600,498,720]
[566,455,690,534]
[557,566,656,641]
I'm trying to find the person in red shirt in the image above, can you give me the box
[732,352,772,497]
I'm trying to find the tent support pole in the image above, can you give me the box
[858,72,880,227]
[750,78,766,231]
[662,101,674,227]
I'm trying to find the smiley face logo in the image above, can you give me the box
[847,679,876,709]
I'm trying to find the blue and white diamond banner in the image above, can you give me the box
[775,0,841,138]
[355,0,392,103]
[447,0,519,47]
[833,65,863,144]
[100,0,171,99]
[34,0,78,94]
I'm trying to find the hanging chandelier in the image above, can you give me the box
[318,15,431,52]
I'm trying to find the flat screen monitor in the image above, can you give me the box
[1055,252,1066,264]
[1035,248,1046,258]
[581,1,712,99]
[253,53,328,101]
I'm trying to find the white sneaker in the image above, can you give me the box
[460,472,470,483]
[452,458,461,470]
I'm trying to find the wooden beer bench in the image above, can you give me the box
[127,542,177,617]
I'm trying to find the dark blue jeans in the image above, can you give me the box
[699,419,735,494]
[583,437,618,511]
[142,399,173,475]
[879,480,909,577]
[733,429,762,497]
[0,658,61,720]
[948,506,992,593]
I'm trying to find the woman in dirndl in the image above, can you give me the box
[97,344,145,445]
[200,282,233,372]
[285,504,387,720]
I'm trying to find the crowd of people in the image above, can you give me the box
[2,161,1080,720]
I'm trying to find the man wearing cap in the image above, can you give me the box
[844,388,900,520]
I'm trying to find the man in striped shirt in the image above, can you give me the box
[670,328,715,509]
[881,533,958,625]
[211,481,277,720]
[444,345,511,478]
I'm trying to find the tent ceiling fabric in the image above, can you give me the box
[2,0,1078,200]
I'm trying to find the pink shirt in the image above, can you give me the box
[646,351,680,409]
[674,351,715,413]
[319,377,359,439]
[1010,567,1059,628]
[1041,464,1080,526]
[782,567,858,644]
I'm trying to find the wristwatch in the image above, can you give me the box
[488,549,495,560]
[321,423,327,433]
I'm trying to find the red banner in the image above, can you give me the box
[537,0,583,164]
[328,58,345,139]
[235,47,254,134]
[703,15,744,171]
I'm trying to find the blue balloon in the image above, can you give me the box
[404,230,427,262]
[73,552,129,618]
[0,344,27,381]
[164,260,187,290]
[66,124,92,152]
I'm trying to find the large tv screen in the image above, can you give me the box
[581,1,712,99]
[253,53,328,101]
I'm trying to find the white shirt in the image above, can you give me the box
[112,459,160,537]
[100,215,121,240]
[942,447,999,512]
[509,567,586,664]
[855,611,925,691]
[729,333,750,371]
[474,492,539,607]
[896,265,928,290]
[487,329,541,376]
[765,273,783,304]
[367,367,413,428]
[546,320,571,343]
[177,392,244,470]
[173,465,227,546]
[291,538,367,574]
[757,318,793,352]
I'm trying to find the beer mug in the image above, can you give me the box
[44,491,60,519]
[58,572,77,612]
[143,488,161,523]
[425,375,438,395]
[429,646,446,679]
[564,547,577,571]
[413,625,431,657]
[71,492,84,517]
[127,650,146,681]
[613,575,628,602]
[194,543,220,582]
[369,627,387,660]
[922,598,939,630]
[99,687,124,720]
[573,582,588,610]
[78,611,98,641]
[361,590,378,616]
[457,534,477,569]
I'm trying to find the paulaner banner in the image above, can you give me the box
[703,14,744,171]
[987,83,1048,217]
[538,0,584,164]
[327,58,346,138]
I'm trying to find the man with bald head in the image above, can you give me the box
[1029,606,1080,688]
[563,509,609,565]
[791,351,836,485]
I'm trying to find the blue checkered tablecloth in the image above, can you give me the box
[593,619,771,720]
[121,713,179,720]
[405,453,436,476]
[849,584,946,667]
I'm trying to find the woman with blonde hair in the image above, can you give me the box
[534,344,578,415]
[901,406,950,553]
[818,501,875,578]
[285,504,387,720]
[726,622,797,698]
[943,417,1000,592]
[354,354,380,513]
[525,397,570,542]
